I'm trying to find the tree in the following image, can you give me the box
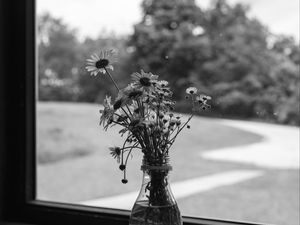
[128,0,299,125]
[128,0,204,97]
[266,36,300,125]
[38,13,80,101]
[38,13,131,103]
[197,0,273,119]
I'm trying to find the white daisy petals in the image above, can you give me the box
[85,49,117,76]
[186,87,198,94]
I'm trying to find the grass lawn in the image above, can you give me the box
[37,102,299,225]
[37,102,263,164]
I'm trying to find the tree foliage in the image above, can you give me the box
[128,0,299,125]
[38,13,129,102]
[38,13,81,101]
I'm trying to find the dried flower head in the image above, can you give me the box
[157,80,169,87]
[186,87,198,95]
[109,147,121,162]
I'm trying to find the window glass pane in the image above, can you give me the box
[36,0,299,224]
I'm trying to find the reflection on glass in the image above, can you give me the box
[36,0,300,225]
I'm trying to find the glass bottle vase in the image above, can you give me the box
[129,164,182,225]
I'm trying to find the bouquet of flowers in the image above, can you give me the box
[86,49,211,184]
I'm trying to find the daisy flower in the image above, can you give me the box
[86,49,117,76]
[131,70,158,90]
[157,80,169,87]
[186,87,198,95]
[113,98,125,110]
[195,94,212,110]
[122,84,145,100]
[196,94,212,103]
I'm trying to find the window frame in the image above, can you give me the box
[0,0,266,224]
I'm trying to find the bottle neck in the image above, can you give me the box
[141,162,172,183]
[141,154,171,169]
[140,162,173,206]
[141,164,172,171]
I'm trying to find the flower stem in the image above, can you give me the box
[168,114,193,146]
[104,67,134,121]
[105,67,120,91]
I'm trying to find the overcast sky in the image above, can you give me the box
[37,0,299,41]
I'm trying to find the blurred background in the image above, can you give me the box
[36,0,300,224]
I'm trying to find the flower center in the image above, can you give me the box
[96,59,109,68]
[113,99,123,110]
[128,90,143,98]
[139,77,151,87]
[113,147,121,155]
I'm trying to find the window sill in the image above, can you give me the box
[4,200,263,225]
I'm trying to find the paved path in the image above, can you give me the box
[80,119,299,208]
[81,170,262,209]
[201,119,299,169]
